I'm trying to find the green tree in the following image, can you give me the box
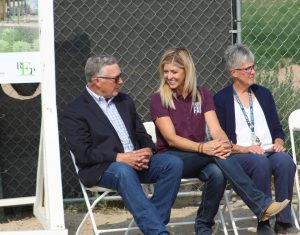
[0,40,10,52]
[12,41,30,52]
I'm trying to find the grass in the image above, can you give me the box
[241,0,300,160]
[256,66,300,160]
[242,0,300,69]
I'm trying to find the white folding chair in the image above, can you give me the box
[289,109,300,228]
[70,121,228,234]
[221,187,257,235]
[70,151,142,235]
[143,121,228,234]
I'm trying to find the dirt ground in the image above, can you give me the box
[0,198,262,235]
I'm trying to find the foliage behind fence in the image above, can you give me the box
[241,0,300,159]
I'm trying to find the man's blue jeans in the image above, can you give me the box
[165,149,273,235]
[97,153,183,235]
[232,152,296,223]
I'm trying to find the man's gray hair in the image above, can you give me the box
[85,55,118,82]
[224,44,254,70]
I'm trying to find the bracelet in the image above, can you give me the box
[197,143,203,153]
[200,143,203,153]
[197,143,201,153]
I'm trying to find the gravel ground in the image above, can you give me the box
[0,199,262,235]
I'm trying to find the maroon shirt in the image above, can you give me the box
[150,86,215,152]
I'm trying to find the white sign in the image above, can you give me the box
[0,0,40,84]
[0,52,40,83]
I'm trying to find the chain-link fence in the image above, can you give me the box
[1,0,299,202]
[240,0,300,156]
[0,0,233,200]
[54,0,233,199]
[0,84,41,199]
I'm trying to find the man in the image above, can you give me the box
[63,55,183,235]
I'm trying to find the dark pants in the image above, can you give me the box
[165,149,272,235]
[232,152,296,223]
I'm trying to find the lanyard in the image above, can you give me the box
[233,88,261,145]
[233,88,255,133]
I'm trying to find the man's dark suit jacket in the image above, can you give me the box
[63,89,156,187]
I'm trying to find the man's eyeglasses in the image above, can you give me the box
[95,74,122,83]
[235,64,255,73]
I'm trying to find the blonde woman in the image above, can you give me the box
[150,48,289,235]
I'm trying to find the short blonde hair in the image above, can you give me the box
[158,48,201,110]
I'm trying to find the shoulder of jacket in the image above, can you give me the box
[214,85,231,99]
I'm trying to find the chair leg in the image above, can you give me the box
[292,205,300,229]
[223,188,239,235]
[298,198,300,228]
[295,169,300,226]
[76,190,111,235]
[124,218,135,235]
[218,207,228,235]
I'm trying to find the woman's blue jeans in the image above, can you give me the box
[97,153,183,235]
[232,152,296,223]
[165,149,273,235]
[165,149,226,235]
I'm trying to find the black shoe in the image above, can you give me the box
[257,221,276,235]
[275,222,300,234]
[195,224,213,235]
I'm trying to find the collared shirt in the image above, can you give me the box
[86,86,134,152]
[150,86,215,152]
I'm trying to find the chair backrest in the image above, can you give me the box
[143,121,157,143]
[289,109,300,131]
[70,150,109,192]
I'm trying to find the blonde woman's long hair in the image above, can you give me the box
[158,48,202,110]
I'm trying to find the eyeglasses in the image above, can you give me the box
[235,64,255,73]
[95,74,122,83]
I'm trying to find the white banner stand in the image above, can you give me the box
[0,0,68,234]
